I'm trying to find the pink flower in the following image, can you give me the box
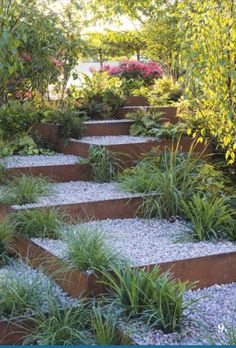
[51,57,63,70]
[21,53,32,62]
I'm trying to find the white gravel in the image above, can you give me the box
[1,154,81,168]
[32,218,236,266]
[124,282,236,345]
[13,180,139,209]
[74,135,157,145]
[0,260,75,320]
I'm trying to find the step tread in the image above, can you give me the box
[73,135,158,145]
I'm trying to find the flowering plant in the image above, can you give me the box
[102,60,163,85]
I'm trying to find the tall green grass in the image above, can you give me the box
[13,208,62,239]
[63,225,119,272]
[0,175,52,205]
[100,265,195,333]
[181,194,235,241]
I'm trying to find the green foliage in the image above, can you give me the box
[126,109,163,137]
[72,72,125,120]
[119,145,231,219]
[0,262,56,319]
[43,107,87,139]
[13,209,62,239]
[63,225,119,272]
[0,175,52,205]
[101,265,195,334]
[0,163,6,184]
[180,0,236,163]
[0,0,83,104]
[91,304,129,345]
[0,216,13,265]
[85,145,120,183]
[138,77,183,106]
[24,300,91,345]
[181,194,235,241]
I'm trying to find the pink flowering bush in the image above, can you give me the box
[103,61,163,85]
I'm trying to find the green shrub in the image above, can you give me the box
[63,225,119,272]
[126,108,164,137]
[85,145,121,183]
[181,194,235,241]
[13,208,62,239]
[101,265,195,334]
[0,175,52,205]
[148,77,183,106]
[24,300,91,345]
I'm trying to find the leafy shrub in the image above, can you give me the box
[126,109,164,137]
[63,225,119,272]
[181,194,235,241]
[147,76,183,106]
[0,175,52,205]
[103,61,163,86]
[24,300,91,345]
[101,265,195,334]
[84,145,120,183]
[13,208,62,239]
[72,72,125,120]
[0,100,41,138]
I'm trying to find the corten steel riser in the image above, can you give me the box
[5,163,92,183]
[12,237,236,299]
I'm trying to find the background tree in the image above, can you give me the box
[180,0,236,163]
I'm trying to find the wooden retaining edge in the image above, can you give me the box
[0,319,32,345]
[11,237,236,299]
[6,163,92,183]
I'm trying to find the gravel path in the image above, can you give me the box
[13,180,139,209]
[75,135,157,145]
[124,282,236,345]
[0,260,75,320]
[32,218,236,266]
[1,154,81,168]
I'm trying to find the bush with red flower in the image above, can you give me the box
[103,60,163,86]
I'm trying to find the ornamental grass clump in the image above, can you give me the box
[13,208,62,239]
[85,145,122,183]
[0,262,56,319]
[0,175,52,205]
[23,299,92,345]
[181,194,236,241]
[100,265,195,334]
[0,216,13,265]
[63,225,119,272]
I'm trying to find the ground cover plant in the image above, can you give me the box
[0,216,13,265]
[0,175,52,205]
[63,225,120,272]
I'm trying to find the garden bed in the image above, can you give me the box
[2,154,92,182]
[7,180,144,221]
[13,218,236,298]
[120,282,236,345]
